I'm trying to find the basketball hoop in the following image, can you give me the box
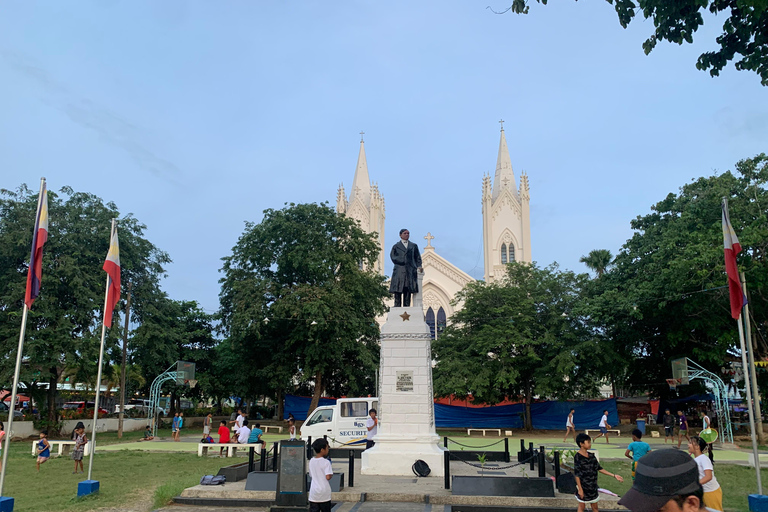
[188,379,198,389]
[667,378,681,390]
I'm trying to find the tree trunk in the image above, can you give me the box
[46,367,59,434]
[276,389,284,421]
[307,370,324,419]
[215,397,223,415]
[524,381,533,431]
[170,390,177,416]
[611,379,617,399]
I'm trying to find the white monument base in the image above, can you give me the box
[361,434,445,477]
[361,300,447,477]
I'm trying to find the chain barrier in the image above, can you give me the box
[447,450,537,471]
[445,437,506,449]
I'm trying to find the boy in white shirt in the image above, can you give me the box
[594,410,612,444]
[308,438,333,512]
[235,419,251,444]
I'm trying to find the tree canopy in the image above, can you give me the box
[0,185,170,426]
[582,153,768,397]
[433,262,607,429]
[218,202,389,417]
[501,0,768,85]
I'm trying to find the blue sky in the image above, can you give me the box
[1,1,766,314]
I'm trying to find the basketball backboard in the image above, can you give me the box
[671,358,689,385]
[176,361,196,386]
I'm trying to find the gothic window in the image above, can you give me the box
[426,308,436,339]
[436,307,446,339]
[500,242,516,264]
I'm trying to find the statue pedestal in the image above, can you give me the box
[361,304,446,477]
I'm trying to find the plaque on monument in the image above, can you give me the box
[274,440,307,508]
[396,371,413,392]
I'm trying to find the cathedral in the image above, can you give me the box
[336,124,531,338]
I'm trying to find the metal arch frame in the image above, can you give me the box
[148,364,183,437]
[683,358,734,445]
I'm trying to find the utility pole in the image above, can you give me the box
[117,282,132,438]
[742,273,764,444]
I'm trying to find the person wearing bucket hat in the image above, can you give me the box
[618,449,720,512]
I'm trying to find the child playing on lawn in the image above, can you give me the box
[309,438,333,512]
[624,429,650,480]
[36,430,51,472]
[574,433,623,512]
[218,419,230,457]
[72,426,87,473]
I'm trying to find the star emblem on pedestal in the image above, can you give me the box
[400,311,411,321]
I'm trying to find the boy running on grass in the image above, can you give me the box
[574,433,623,512]
[309,438,333,512]
[624,429,650,481]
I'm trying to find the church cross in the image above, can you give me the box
[360,131,365,142]
[424,232,435,247]
[499,119,505,131]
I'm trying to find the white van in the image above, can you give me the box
[300,397,378,448]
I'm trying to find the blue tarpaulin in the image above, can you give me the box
[284,394,337,420]
[435,399,617,429]
[285,394,618,429]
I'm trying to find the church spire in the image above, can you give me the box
[492,120,515,201]
[349,135,371,207]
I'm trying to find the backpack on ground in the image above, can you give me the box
[200,475,226,485]
[412,459,431,477]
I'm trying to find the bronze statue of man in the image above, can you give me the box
[389,228,422,307]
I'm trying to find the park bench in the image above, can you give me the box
[466,428,502,436]
[31,440,91,457]
[198,441,264,457]
[262,425,283,434]
[584,429,620,437]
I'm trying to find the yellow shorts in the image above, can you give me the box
[703,487,723,512]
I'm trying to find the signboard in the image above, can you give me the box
[396,371,413,392]
[275,439,307,506]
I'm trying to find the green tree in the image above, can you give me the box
[501,0,768,85]
[433,262,606,430]
[579,249,614,278]
[131,298,217,412]
[219,203,389,417]
[0,185,169,428]
[584,154,768,397]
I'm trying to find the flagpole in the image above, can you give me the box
[738,308,763,494]
[87,219,115,481]
[0,178,46,497]
[741,272,765,445]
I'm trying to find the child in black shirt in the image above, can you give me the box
[574,433,623,511]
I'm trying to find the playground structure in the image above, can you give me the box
[672,357,733,444]
[148,361,196,437]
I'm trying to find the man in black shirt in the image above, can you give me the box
[662,408,676,444]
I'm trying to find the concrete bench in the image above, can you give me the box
[198,442,264,457]
[262,425,283,434]
[467,428,502,436]
[32,440,91,457]
[584,429,620,437]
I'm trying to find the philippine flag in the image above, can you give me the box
[102,224,121,328]
[24,181,49,309]
[722,198,745,320]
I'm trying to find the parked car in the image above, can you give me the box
[300,396,378,448]
[0,402,24,419]
[62,401,109,416]
[114,398,150,413]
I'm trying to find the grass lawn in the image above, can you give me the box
[598,460,767,512]
[1,441,236,512]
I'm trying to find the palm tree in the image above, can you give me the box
[579,249,613,277]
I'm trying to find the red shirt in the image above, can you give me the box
[218,425,230,443]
